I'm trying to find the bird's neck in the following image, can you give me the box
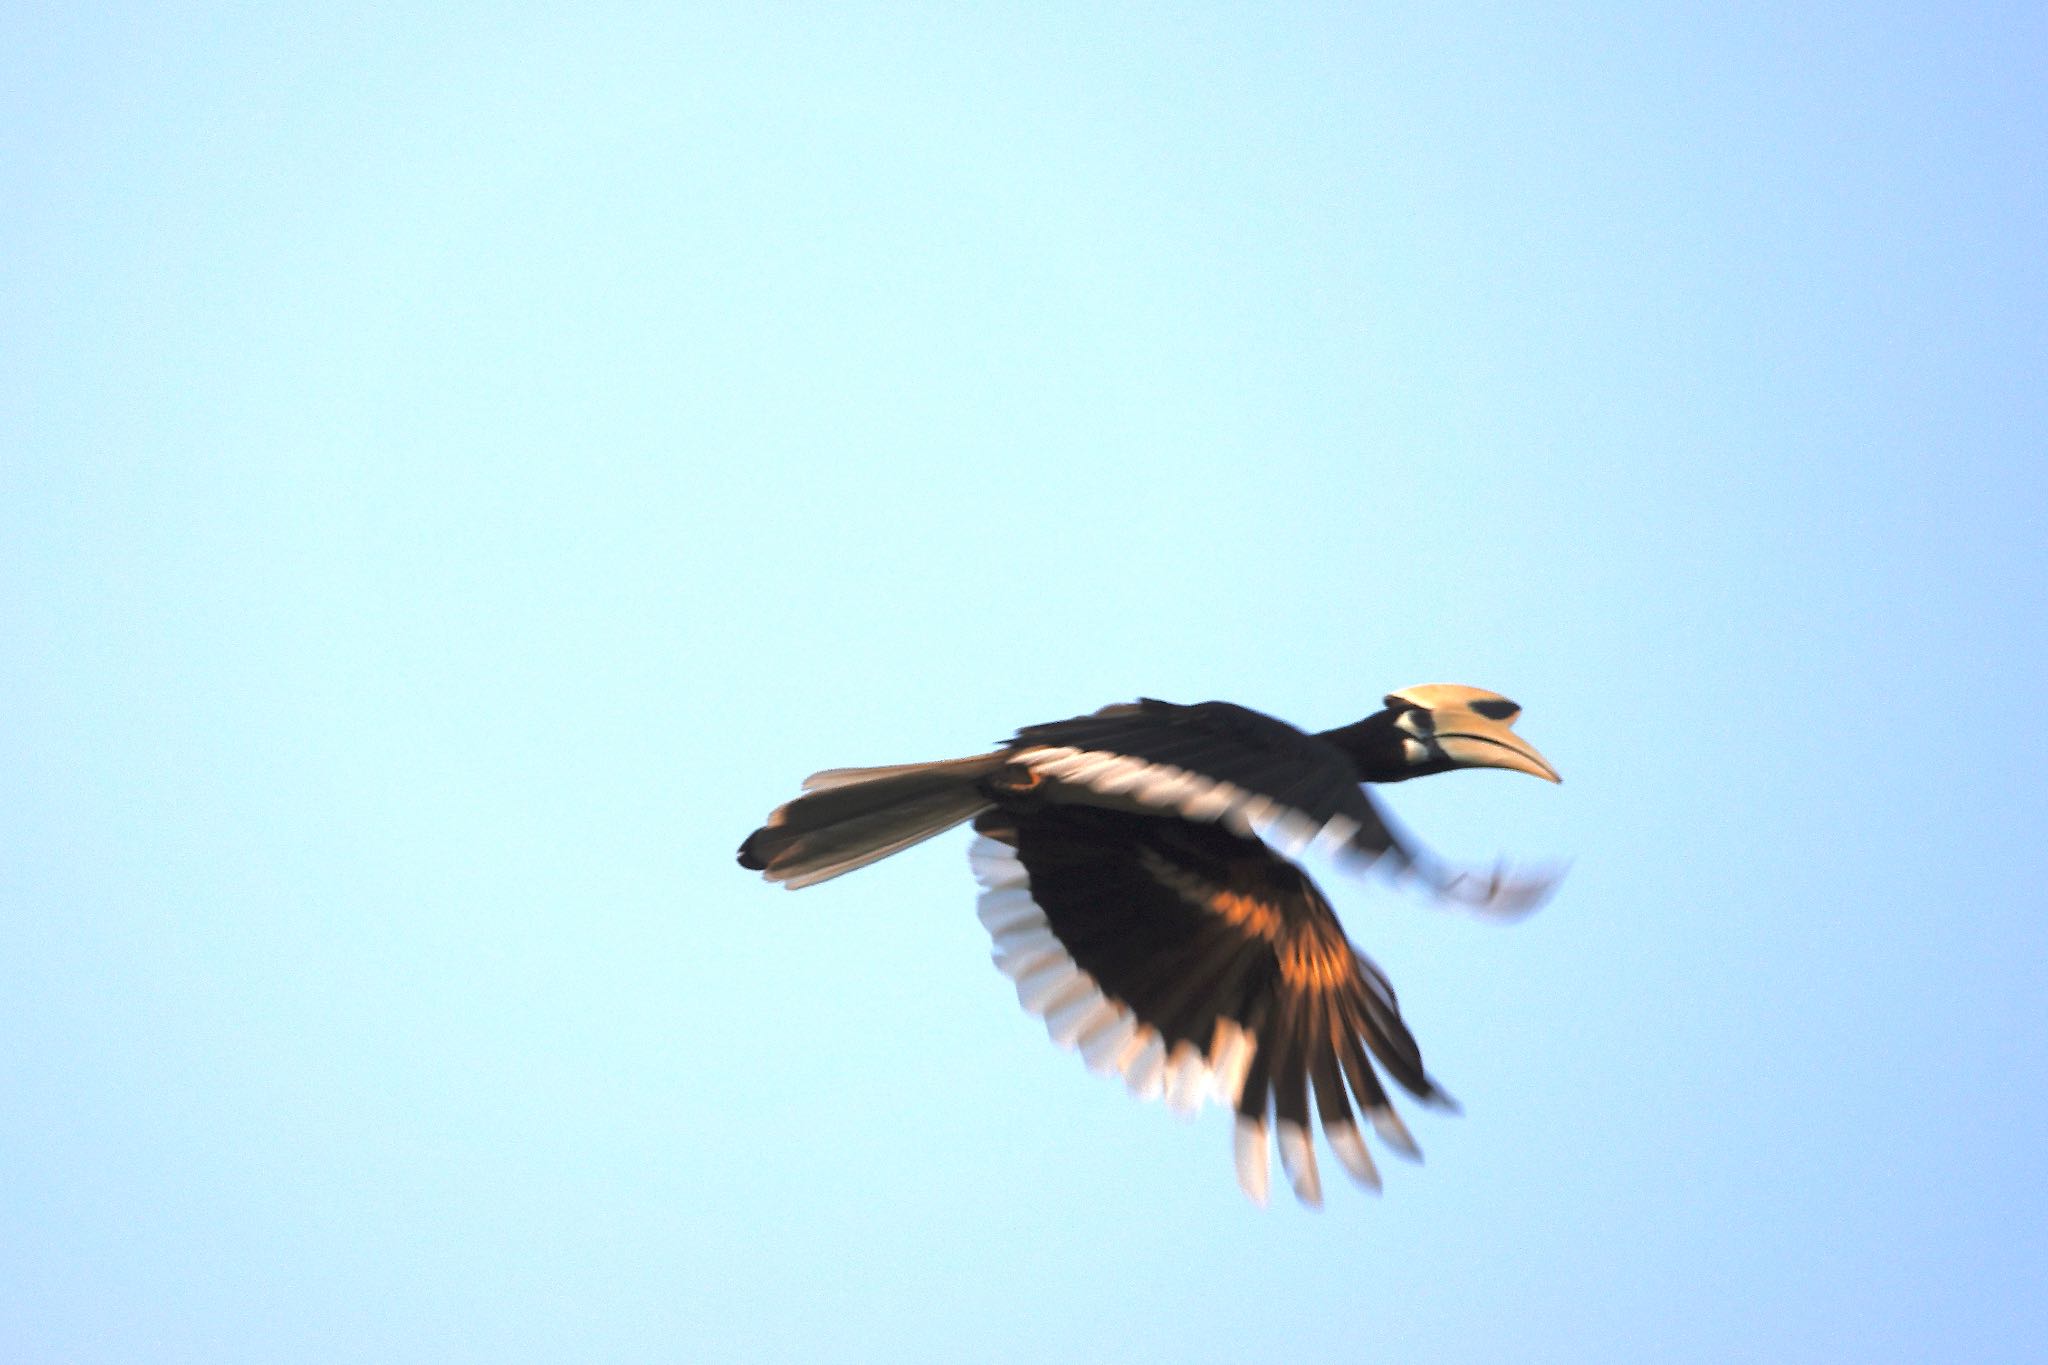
[1316,710,1418,784]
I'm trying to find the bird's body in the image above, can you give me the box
[738,686,1560,1207]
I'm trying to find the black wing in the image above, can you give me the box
[972,804,1454,1207]
[1003,699,1421,874]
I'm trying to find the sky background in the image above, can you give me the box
[5,4,2045,1362]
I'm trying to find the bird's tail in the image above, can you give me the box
[738,753,1007,888]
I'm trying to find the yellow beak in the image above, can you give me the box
[1434,713,1561,783]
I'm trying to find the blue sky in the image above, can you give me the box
[5,5,2044,1361]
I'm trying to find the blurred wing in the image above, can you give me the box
[973,805,1455,1208]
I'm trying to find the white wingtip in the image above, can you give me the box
[1275,1120,1323,1208]
[1206,1021,1255,1106]
[968,834,1026,887]
[991,919,1058,959]
[991,943,1063,981]
[1162,1042,1210,1119]
[1124,1033,1168,1101]
[1085,756,1151,796]
[975,886,1040,934]
[1268,810,1319,858]
[1312,813,1362,853]
[1029,973,1094,1022]
[1369,1106,1422,1162]
[1171,775,1229,821]
[1326,1121,1382,1191]
[1077,1011,1140,1074]
[1046,992,1118,1050]
[1014,958,1075,1013]
[1234,1116,1271,1207]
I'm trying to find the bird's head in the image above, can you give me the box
[1327,684,1561,784]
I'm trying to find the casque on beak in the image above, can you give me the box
[1385,683,1563,784]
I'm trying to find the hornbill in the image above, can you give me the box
[737,685,1561,1207]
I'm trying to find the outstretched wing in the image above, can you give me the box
[972,804,1456,1207]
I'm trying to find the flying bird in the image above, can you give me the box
[737,685,1561,1207]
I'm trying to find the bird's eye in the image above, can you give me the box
[1470,699,1520,721]
[1394,708,1433,737]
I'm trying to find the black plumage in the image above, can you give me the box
[737,686,1560,1206]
